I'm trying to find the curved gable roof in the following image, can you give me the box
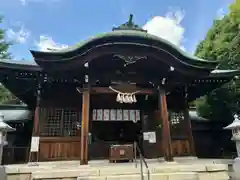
[31,30,218,70]
[30,15,219,74]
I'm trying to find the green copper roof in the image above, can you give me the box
[31,30,219,71]
[33,30,214,64]
[210,69,240,77]
[30,14,218,70]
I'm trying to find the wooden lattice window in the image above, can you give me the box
[40,108,81,137]
[62,109,79,136]
[170,112,183,125]
[170,111,187,138]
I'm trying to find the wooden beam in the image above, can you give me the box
[184,88,196,156]
[77,87,154,94]
[159,89,173,161]
[29,85,41,162]
[80,89,90,165]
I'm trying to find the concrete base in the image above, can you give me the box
[0,166,7,180]
[233,157,240,179]
[4,159,230,180]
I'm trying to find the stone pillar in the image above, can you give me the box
[80,89,90,165]
[158,89,173,161]
[0,113,15,164]
[29,84,41,162]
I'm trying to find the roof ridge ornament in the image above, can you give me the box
[112,14,147,32]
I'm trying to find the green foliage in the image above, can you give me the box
[0,15,15,103]
[194,0,240,122]
[195,97,212,118]
[0,16,11,59]
[0,85,14,102]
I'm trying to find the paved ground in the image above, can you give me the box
[5,157,238,179]
[228,165,238,180]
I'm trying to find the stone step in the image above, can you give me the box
[30,164,204,179]
[6,163,230,180]
[31,167,141,179]
[31,169,229,180]
[7,171,229,180]
[103,172,198,180]
[31,172,199,180]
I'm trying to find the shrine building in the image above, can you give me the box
[0,15,239,165]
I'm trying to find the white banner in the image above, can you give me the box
[30,136,40,152]
[148,132,156,143]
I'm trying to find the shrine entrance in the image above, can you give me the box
[88,93,149,160]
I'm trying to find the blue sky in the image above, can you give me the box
[0,0,233,61]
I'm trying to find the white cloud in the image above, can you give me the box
[36,35,68,51]
[35,9,186,52]
[6,25,30,44]
[143,9,186,51]
[216,8,226,19]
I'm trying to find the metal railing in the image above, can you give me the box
[134,141,150,180]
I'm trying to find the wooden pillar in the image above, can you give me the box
[158,89,173,161]
[29,84,41,162]
[80,89,90,165]
[184,86,196,156]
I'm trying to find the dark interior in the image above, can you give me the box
[91,121,142,143]
[88,94,149,159]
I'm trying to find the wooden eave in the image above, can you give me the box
[0,60,42,71]
[0,60,40,107]
[185,69,240,101]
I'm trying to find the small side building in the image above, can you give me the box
[0,104,32,164]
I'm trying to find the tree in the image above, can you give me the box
[0,16,11,59]
[194,0,240,123]
[0,15,16,103]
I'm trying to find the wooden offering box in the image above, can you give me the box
[109,144,134,163]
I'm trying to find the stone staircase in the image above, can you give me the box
[5,160,230,180]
